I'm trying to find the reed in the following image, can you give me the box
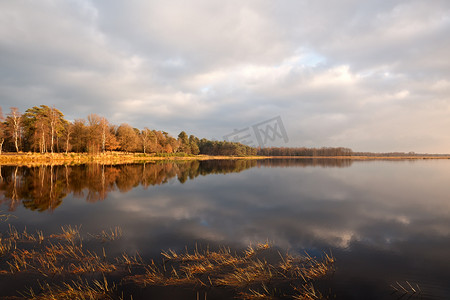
[2,225,119,278]
[390,281,421,296]
[1,222,334,299]
[244,242,271,258]
[89,226,123,242]
[0,210,16,222]
[21,276,116,300]
[50,225,82,243]
[293,283,321,300]
[130,244,334,298]
[8,224,20,240]
[0,237,14,256]
[116,252,144,268]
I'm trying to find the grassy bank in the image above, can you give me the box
[0,152,268,166]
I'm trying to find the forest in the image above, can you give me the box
[0,105,355,157]
[0,105,256,156]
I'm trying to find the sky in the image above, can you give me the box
[0,0,449,153]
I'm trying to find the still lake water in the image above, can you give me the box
[1,159,450,299]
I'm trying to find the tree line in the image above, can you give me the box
[0,105,256,156]
[0,105,359,157]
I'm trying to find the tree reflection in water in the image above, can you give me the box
[0,158,351,212]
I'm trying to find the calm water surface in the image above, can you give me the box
[1,159,450,299]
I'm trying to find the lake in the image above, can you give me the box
[1,159,450,299]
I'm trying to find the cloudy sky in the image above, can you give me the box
[1,0,449,152]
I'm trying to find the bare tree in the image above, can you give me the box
[8,107,22,152]
[64,122,73,154]
[48,106,66,154]
[100,117,108,153]
[141,127,156,154]
[86,114,102,153]
[0,107,5,154]
[36,117,47,153]
[49,107,57,154]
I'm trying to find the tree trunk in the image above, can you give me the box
[51,125,55,154]
[66,134,70,154]
[102,130,106,153]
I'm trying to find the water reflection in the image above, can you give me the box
[0,160,261,212]
[257,158,353,168]
[0,159,353,213]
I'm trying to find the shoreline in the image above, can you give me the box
[0,152,449,166]
[0,152,269,166]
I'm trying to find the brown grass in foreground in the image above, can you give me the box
[0,223,334,299]
[2,225,117,276]
[130,243,335,299]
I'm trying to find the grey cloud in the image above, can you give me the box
[1,0,449,151]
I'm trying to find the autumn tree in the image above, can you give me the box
[153,131,165,152]
[99,117,109,152]
[86,114,102,153]
[117,123,140,152]
[177,131,190,153]
[189,135,200,155]
[23,106,47,152]
[70,119,87,152]
[105,124,120,151]
[165,133,179,153]
[49,106,66,153]
[22,105,67,153]
[141,127,157,154]
[148,130,162,153]
[63,122,73,154]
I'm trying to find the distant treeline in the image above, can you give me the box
[352,152,448,157]
[257,147,353,156]
[257,158,353,168]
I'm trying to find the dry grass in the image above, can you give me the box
[0,236,14,256]
[0,152,268,167]
[2,225,117,277]
[50,225,82,243]
[21,277,116,300]
[1,222,334,299]
[0,210,16,222]
[130,242,335,299]
[89,226,123,243]
[1,225,45,256]
[390,281,421,296]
